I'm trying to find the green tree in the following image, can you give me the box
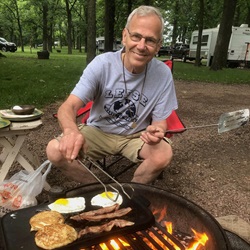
[210,0,238,70]
[86,0,96,63]
[104,0,115,52]
[194,0,204,67]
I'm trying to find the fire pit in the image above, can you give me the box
[65,182,231,250]
[0,182,244,249]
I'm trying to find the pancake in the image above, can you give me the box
[34,223,77,249]
[29,210,65,231]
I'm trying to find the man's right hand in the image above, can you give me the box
[58,130,85,163]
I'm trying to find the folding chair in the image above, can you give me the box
[53,59,186,179]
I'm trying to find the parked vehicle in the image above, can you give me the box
[96,37,122,52]
[156,46,171,57]
[0,37,17,52]
[189,24,250,67]
[170,44,190,62]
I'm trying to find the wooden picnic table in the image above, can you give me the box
[0,119,43,183]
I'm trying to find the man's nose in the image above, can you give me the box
[136,38,147,49]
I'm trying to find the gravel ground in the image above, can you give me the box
[6,79,250,225]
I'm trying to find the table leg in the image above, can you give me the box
[0,138,12,164]
[0,135,26,182]
[4,136,41,167]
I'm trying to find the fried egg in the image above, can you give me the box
[48,197,86,214]
[91,192,123,207]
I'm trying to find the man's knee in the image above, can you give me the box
[46,139,61,163]
[152,145,173,169]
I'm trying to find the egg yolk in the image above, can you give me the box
[101,192,115,199]
[54,198,69,205]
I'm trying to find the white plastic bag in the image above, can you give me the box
[0,160,51,217]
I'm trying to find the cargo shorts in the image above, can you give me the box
[77,124,172,162]
[78,124,144,163]
[56,124,172,163]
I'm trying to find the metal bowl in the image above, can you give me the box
[12,105,35,115]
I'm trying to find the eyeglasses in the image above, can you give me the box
[126,28,160,47]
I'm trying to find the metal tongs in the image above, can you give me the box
[77,157,134,201]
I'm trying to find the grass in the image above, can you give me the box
[172,60,250,84]
[0,47,86,109]
[0,48,249,110]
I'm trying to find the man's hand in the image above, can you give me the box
[140,125,165,145]
[58,130,85,162]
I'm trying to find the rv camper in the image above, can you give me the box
[96,37,122,53]
[189,24,250,67]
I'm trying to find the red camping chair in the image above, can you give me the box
[53,59,185,179]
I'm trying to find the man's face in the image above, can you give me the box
[122,14,162,73]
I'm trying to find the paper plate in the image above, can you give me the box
[0,109,43,122]
[0,117,11,129]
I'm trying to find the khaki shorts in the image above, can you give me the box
[78,124,144,163]
[57,124,172,163]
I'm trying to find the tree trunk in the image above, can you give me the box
[42,2,49,52]
[210,0,238,70]
[171,1,179,46]
[104,0,115,52]
[127,0,132,17]
[246,2,250,26]
[65,0,73,54]
[48,24,53,52]
[194,0,204,66]
[86,0,96,64]
[14,0,24,52]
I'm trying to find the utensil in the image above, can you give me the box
[77,157,134,201]
[165,109,249,134]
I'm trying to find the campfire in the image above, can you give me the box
[65,183,231,250]
[80,204,209,250]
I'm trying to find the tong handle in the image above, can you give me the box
[85,157,133,199]
[77,159,119,202]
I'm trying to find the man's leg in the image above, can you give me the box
[46,125,119,184]
[46,139,97,184]
[131,139,173,184]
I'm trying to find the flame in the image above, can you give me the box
[165,221,173,234]
[100,238,130,250]
[186,229,209,250]
[152,205,167,222]
[97,206,209,250]
[155,207,209,250]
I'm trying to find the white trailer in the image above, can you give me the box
[188,24,250,67]
[96,37,122,53]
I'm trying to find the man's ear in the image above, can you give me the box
[155,41,162,54]
[122,28,127,47]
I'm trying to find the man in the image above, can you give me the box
[46,5,178,184]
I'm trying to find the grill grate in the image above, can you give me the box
[86,222,186,250]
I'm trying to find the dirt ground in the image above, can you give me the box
[8,79,250,226]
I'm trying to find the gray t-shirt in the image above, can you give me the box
[71,50,178,135]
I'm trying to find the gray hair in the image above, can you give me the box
[125,6,164,38]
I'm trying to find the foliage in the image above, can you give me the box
[0,0,249,49]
